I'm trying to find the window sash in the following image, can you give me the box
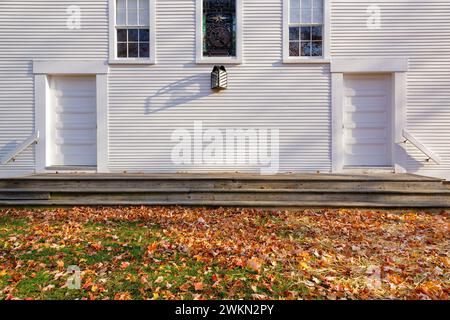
[116,0,150,27]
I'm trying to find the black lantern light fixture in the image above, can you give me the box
[211,65,227,90]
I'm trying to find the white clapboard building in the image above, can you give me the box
[0,0,449,180]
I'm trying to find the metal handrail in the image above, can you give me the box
[402,129,441,165]
[1,131,39,165]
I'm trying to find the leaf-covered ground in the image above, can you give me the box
[0,207,448,300]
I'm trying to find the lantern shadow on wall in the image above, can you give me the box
[211,66,227,90]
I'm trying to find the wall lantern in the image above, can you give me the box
[211,66,227,90]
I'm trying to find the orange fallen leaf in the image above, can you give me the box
[114,292,132,300]
[247,258,263,273]
[147,242,158,254]
[194,282,204,291]
[56,260,65,270]
[179,283,190,291]
[120,262,130,269]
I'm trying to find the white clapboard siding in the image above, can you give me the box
[0,0,108,175]
[331,0,450,178]
[108,0,331,173]
[1,0,449,178]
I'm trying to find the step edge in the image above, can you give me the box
[1,188,450,195]
[0,200,449,208]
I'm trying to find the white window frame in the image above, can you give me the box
[109,0,156,64]
[283,0,330,64]
[196,0,243,64]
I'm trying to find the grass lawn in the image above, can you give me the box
[0,207,448,300]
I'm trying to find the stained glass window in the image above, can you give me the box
[203,0,237,57]
[116,0,150,59]
[289,0,323,57]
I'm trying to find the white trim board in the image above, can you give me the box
[331,58,409,73]
[33,60,109,74]
[33,60,109,174]
[330,57,408,174]
[196,0,243,64]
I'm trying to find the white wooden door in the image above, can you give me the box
[343,74,392,167]
[49,76,97,167]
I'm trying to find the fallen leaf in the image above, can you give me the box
[194,282,204,291]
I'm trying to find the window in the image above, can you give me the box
[109,0,155,63]
[196,0,242,64]
[284,0,329,62]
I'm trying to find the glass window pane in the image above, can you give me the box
[128,0,138,9]
[311,26,322,40]
[139,10,149,25]
[302,0,312,8]
[139,0,149,11]
[301,41,312,56]
[139,43,150,58]
[117,43,128,57]
[117,29,127,42]
[128,9,138,25]
[301,7,312,24]
[290,0,300,9]
[117,9,126,25]
[311,41,322,56]
[289,27,299,41]
[313,0,323,9]
[128,29,139,42]
[301,26,311,41]
[313,7,323,24]
[117,0,126,9]
[290,9,300,23]
[128,43,139,57]
[289,42,299,57]
[139,29,149,41]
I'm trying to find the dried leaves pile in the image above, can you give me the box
[0,207,448,300]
